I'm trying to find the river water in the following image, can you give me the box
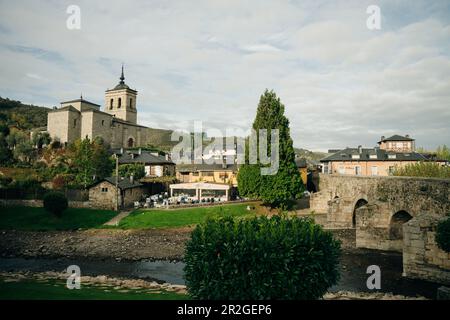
[0,249,442,299]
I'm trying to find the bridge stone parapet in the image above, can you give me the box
[310,173,450,283]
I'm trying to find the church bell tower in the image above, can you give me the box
[105,65,138,124]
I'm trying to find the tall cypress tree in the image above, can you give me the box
[237,89,303,208]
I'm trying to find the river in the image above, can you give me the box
[0,248,442,299]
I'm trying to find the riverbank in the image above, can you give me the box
[0,228,192,262]
[0,271,427,300]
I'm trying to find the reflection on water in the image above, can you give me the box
[0,249,443,299]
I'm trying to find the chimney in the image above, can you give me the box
[120,148,124,154]
[165,154,170,161]
[130,175,134,184]
[222,155,227,169]
[380,136,385,141]
[131,153,134,159]
[405,134,410,138]
[358,145,362,154]
[138,148,142,155]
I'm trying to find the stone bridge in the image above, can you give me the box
[310,174,450,252]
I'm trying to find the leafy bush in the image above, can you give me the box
[118,163,146,180]
[0,175,12,188]
[393,162,450,179]
[43,192,68,217]
[184,215,341,300]
[436,217,450,253]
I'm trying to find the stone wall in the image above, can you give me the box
[403,213,450,284]
[310,174,450,251]
[0,199,90,208]
[88,181,118,210]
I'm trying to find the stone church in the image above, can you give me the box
[47,66,151,148]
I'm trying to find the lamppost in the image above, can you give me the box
[113,152,120,212]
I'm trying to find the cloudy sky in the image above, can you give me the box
[0,0,449,151]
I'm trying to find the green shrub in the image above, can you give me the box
[184,215,341,300]
[43,192,68,217]
[393,162,450,179]
[436,217,450,253]
[118,163,146,180]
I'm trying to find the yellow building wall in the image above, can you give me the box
[328,160,420,176]
[176,170,237,186]
[299,168,307,185]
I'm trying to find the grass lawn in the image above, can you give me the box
[116,203,258,229]
[0,277,188,300]
[0,206,118,231]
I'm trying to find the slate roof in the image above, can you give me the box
[48,105,80,113]
[295,158,307,168]
[118,151,175,165]
[379,135,414,143]
[103,176,143,190]
[320,147,427,162]
[60,98,100,107]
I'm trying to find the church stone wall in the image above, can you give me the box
[48,109,81,145]
[67,110,82,145]
[90,112,114,145]
[47,111,69,143]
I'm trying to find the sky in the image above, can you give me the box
[0,0,449,152]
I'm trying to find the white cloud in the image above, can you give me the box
[0,0,449,151]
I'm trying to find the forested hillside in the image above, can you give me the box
[0,97,50,129]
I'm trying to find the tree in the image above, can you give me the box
[393,162,450,179]
[436,145,450,162]
[68,138,114,188]
[43,192,68,218]
[118,163,146,180]
[237,90,303,208]
[0,133,12,165]
[14,140,36,164]
[5,129,27,150]
[32,131,51,149]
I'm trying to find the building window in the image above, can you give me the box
[102,120,105,126]
[110,98,113,110]
[192,172,199,176]
[73,119,77,127]
[127,137,134,148]
[388,154,397,159]
[130,98,133,109]
[389,166,395,175]
[355,166,361,175]
[202,171,214,177]
[101,187,108,192]
[219,173,229,179]
[118,98,122,108]
[371,166,378,176]
[351,154,360,159]
[338,166,345,175]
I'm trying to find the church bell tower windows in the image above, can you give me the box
[104,65,138,124]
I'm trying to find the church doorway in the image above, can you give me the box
[127,137,134,148]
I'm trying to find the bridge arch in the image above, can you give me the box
[389,210,412,240]
[352,198,368,228]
